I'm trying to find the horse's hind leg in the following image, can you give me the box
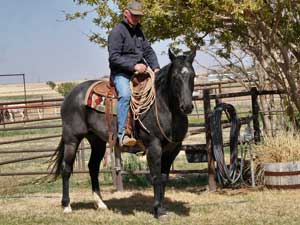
[86,134,107,210]
[61,140,81,213]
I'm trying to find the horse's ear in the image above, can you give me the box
[168,48,176,62]
[187,49,196,63]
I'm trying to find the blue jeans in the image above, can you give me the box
[111,73,131,140]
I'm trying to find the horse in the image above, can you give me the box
[0,109,4,123]
[4,104,26,122]
[0,107,13,123]
[50,49,196,218]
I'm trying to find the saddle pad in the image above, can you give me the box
[84,81,117,114]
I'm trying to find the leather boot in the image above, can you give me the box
[122,110,136,146]
[125,110,133,136]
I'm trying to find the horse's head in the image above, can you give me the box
[168,49,196,115]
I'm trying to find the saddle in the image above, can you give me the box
[84,80,134,146]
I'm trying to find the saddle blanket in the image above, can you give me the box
[84,80,117,114]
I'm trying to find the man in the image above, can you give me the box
[108,1,160,146]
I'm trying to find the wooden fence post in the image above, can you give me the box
[109,145,123,191]
[251,87,261,143]
[80,141,85,171]
[203,89,216,191]
[114,145,124,191]
[216,83,222,105]
[76,144,81,170]
[109,147,117,187]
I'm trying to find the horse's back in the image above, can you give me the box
[61,80,98,116]
[61,80,100,133]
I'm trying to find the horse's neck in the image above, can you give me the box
[154,64,189,141]
[155,88,188,142]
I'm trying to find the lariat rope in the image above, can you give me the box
[130,67,155,123]
[130,67,177,143]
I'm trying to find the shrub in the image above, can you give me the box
[46,81,56,90]
[122,154,150,187]
[254,130,300,163]
[56,82,77,97]
[251,130,300,185]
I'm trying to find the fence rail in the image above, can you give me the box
[0,84,288,191]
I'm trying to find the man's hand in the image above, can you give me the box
[134,64,147,74]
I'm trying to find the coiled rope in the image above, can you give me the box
[130,67,155,131]
[130,67,179,143]
[210,103,245,185]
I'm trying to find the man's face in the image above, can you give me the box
[125,10,142,26]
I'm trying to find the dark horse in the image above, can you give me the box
[50,49,196,218]
[0,107,11,124]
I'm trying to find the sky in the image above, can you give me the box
[0,0,214,84]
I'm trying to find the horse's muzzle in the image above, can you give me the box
[180,104,194,115]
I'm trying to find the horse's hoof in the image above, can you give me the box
[94,201,108,210]
[63,205,72,213]
[93,191,108,210]
[158,213,169,221]
[154,207,168,219]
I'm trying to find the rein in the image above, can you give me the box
[130,67,178,144]
[154,98,178,144]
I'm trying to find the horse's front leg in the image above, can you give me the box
[160,146,181,206]
[147,139,166,218]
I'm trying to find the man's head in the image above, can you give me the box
[124,1,144,26]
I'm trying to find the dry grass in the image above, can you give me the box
[1,82,300,224]
[254,130,300,163]
[1,174,300,225]
[0,82,62,101]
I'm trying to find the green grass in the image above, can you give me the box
[0,127,61,137]
[188,116,205,124]
[0,120,61,138]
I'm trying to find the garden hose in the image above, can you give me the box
[210,103,244,185]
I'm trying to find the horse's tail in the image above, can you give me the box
[48,137,64,180]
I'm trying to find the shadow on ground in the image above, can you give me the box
[71,193,190,216]
[123,173,208,194]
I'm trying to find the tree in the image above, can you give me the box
[69,0,300,122]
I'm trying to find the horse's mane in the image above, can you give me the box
[155,63,172,90]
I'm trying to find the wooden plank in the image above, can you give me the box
[251,87,261,142]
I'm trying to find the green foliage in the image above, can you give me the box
[122,154,146,171]
[67,0,300,58]
[56,82,77,97]
[46,81,56,90]
[69,0,300,120]
[122,154,150,187]
[68,0,263,48]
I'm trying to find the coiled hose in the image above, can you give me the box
[210,103,244,185]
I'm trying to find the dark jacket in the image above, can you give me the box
[108,19,160,77]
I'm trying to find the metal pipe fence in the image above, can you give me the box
[0,85,288,191]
